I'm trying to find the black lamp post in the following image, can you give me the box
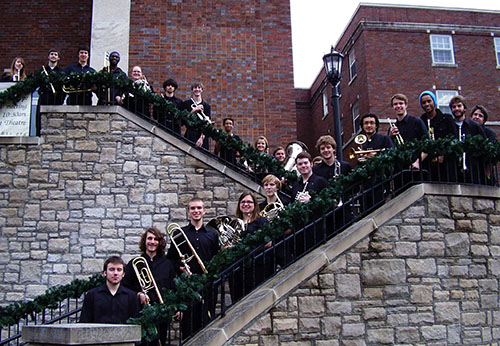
[322,46,344,161]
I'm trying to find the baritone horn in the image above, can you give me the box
[166,223,207,276]
[131,256,164,304]
[284,141,309,171]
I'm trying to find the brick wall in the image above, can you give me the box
[230,194,500,345]
[0,1,92,74]
[128,0,297,150]
[0,108,255,303]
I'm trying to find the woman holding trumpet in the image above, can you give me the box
[122,227,176,346]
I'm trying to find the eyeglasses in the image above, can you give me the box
[240,200,254,205]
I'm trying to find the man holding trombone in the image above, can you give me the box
[166,198,219,339]
[122,227,176,346]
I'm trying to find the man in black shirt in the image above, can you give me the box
[356,113,394,162]
[39,49,66,106]
[312,135,352,183]
[157,78,183,133]
[450,95,486,184]
[167,198,219,339]
[471,105,497,142]
[214,117,241,165]
[182,82,211,149]
[388,93,429,169]
[97,51,127,105]
[64,45,96,105]
[292,152,329,203]
[80,256,140,324]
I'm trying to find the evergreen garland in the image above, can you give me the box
[1,74,500,341]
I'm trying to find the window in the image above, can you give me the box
[322,91,329,119]
[352,101,360,134]
[436,90,458,114]
[430,34,455,65]
[494,37,500,67]
[349,49,357,81]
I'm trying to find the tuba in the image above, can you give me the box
[166,223,207,276]
[131,256,164,304]
[259,193,285,220]
[283,141,309,171]
[207,216,245,247]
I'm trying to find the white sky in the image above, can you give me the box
[291,0,500,88]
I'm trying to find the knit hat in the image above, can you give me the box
[419,90,437,109]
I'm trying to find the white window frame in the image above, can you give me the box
[352,101,360,134]
[494,37,500,67]
[436,90,458,115]
[322,91,329,119]
[349,49,357,82]
[430,34,455,65]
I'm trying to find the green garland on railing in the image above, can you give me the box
[1,74,500,340]
[0,274,104,328]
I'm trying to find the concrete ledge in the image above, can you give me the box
[40,106,262,194]
[188,183,500,346]
[0,136,40,145]
[22,323,141,345]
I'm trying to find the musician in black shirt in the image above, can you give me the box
[182,82,211,149]
[214,117,241,165]
[64,45,96,105]
[312,135,352,183]
[80,256,140,324]
[292,152,329,202]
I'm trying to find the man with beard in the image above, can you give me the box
[355,113,394,212]
[449,95,486,184]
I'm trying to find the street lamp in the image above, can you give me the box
[322,46,344,161]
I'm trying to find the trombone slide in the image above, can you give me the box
[166,223,208,276]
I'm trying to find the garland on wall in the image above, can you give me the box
[1,73,500,340]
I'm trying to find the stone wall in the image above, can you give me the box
[0,107,258,304]
[230,194,500,345]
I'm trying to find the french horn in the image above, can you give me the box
[259,193,284,220]
[207,216,244,247]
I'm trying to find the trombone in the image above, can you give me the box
[131,256,164,304]
[389,119,404,145]
[166,223,207,276]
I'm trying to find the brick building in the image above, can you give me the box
[0,0,296,148]
[299,4,500,159]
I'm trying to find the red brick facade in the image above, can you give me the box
[0,1,93,75]
[302,5,500,159]
[127,0,296,148]
[0,1,296,148]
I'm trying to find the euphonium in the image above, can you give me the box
[259,193,284,220]
[284,141,309,171]
[190,98,212,124]
[131,256,164,304]
[207,216,244,247]
[166,223,207,276]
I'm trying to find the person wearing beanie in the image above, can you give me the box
[419,90,457,140]
[97,50,127,105]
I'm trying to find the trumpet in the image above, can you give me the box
[427,119,435,141]
[166,223,207,276]
[259,193,285,220]
[42,66,56,94]
[389,119,404,145]
[348,147,383,161]
[131,256,164,304]
[295,181,309,201]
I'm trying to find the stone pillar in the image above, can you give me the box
[22,323,141,346]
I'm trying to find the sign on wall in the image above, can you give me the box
[0,83,32,136]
